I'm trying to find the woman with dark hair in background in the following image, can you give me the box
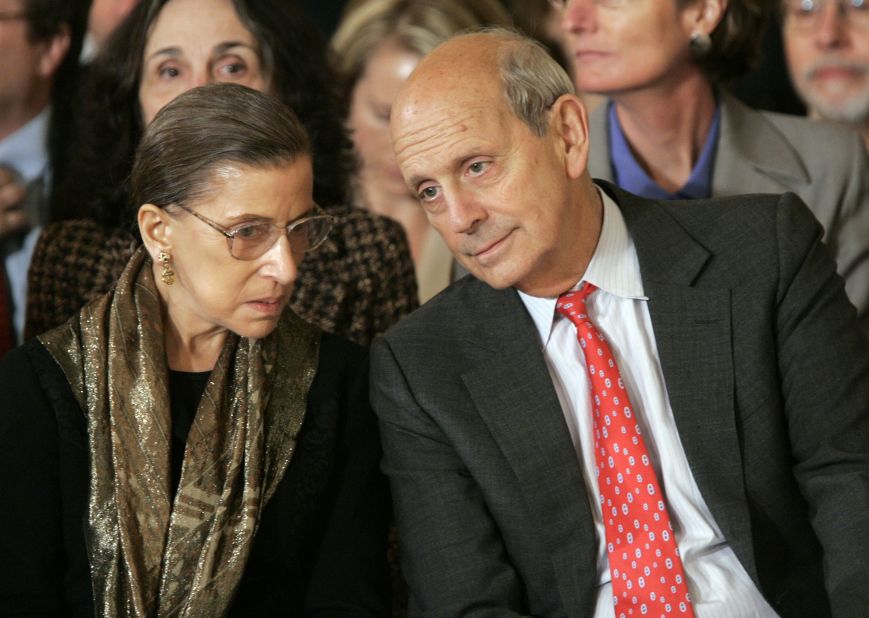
[552,0,869,331]
[0,83,390,615]
[26,0,417,344]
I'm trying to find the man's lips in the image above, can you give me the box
[807,62,867,82]
[471,230,515,260]
[814,67,861,79]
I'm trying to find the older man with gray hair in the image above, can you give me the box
[782,0,869,149]
[370,28,869,618]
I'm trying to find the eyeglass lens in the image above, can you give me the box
[784,0,869,28]
[230,215,332,260]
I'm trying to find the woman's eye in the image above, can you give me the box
[216,58,248,79]
[158,65,181,79]
[234,224,269,240]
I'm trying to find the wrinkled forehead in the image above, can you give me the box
[390,91,515,189]
[391,66,507,141]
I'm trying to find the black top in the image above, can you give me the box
[0,334,391,616]
[168,369,210,495]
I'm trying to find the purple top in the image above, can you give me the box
[607,103,721,200]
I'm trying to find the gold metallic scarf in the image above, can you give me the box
[40,247,320,616]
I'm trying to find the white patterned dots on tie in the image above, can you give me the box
[556,283,694,618]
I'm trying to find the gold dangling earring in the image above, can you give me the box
[158,250,175,286]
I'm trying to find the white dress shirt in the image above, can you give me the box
[518,189,778,617]
[0,107,50,342]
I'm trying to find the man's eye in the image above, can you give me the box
[468,161,489,175]
[797,0,817,13]
[419,186,440,202]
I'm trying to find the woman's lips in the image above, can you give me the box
[574,49,608,60]
[246,297,284,315]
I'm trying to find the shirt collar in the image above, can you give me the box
[0,107,51,183]
[518,186,646,347]
[608,102,720,201]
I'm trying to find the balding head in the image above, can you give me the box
[393,29,575,141]
[388,29,601,297]
[401,30,504,94]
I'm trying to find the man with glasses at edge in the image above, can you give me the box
[783,0,869,149]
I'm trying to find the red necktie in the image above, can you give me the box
[557,283,694,618]
[0,265,14,357]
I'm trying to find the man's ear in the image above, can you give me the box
[37,24,71,79]
[550,94,590,180]
[138,204,173,260]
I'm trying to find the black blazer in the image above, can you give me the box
[371,184,869,617]
[0,332,390,616]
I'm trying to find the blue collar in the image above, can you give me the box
[607,102,720,200]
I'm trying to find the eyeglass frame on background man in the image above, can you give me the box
[781,0,869,30]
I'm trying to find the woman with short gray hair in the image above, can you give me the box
[0,83,390,616]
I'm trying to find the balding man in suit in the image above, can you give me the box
[370,29,869,618]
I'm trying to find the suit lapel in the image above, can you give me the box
[460,284,597,613]
[616,188,759,581]
[714,93,810,196]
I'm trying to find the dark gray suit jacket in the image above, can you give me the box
[371,184,869,618]
[588,93,869,333]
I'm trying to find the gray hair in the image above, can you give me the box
[483,28,576,137]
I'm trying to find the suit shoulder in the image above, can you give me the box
[614,181,787,233]
[660,191,816,237]
[381,276,493,344]
[758,109,865,163]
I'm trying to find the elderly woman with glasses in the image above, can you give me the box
[24,0,417,347]
[0,84,390,615]
[552,0,869,332]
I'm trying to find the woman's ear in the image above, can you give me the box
[138,204,173,260]
[683,0,727,38]
[549,93,590,180]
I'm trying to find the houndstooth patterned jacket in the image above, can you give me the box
[25,204,418,346]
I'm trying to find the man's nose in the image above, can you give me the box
[814,2,849,48]
[444,189,487,235]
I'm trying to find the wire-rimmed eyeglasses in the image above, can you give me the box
[782,0,869,29]
[172,202,334,260]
